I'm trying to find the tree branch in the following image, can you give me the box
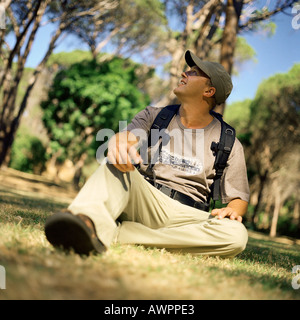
[0,0,42,88]
[239,0,296,30]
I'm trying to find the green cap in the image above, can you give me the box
[185,50,233,104]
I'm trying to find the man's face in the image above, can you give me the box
[173,66,213,99]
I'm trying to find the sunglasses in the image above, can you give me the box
[184,70,200,77]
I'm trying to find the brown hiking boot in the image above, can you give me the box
[45,210,106,255]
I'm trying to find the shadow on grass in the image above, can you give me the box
[207,235,300,296]
[0,168,73,189]
[0,188,67,227]
[241,236,300,270]
[0,188,67,208]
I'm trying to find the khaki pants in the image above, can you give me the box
[68,161,248,258]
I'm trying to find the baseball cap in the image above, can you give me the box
[185,50,233,104]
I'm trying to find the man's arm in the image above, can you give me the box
[107,131,142,172]
[211,198,248,223]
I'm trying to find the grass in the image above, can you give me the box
[0,169,300,300]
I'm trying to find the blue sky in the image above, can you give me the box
[19,5,300,105]
[227,10,300,104]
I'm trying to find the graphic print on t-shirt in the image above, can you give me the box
[159,149,203,175]
[155,127,205,176]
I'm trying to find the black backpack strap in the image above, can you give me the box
[146,105,180,183]
[148,104,180,146]
[209,110,236,207]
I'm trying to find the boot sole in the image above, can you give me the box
[45,212,106,255]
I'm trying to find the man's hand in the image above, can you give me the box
[211,199,248,223]
[211,207,243,222]
[107,131,142,172]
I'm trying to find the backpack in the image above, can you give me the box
[146,104,236,209]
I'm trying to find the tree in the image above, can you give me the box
[224,65,300,237]
[0,0,124,168]
[41,56,151,186]
[155,0,297,112]
[246,64,300,236]
[66,0,167,60]
[9,126,47,174]
[1,0,297,170]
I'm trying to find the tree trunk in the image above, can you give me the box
[270,192,281,238]
[216,0,244,115]
[1,20,66,164]
[293,200,300,237]
[0,0,49,167]
[0,2,66,168]
[72,152,88,189]
[0,126,14,168]
[195,2,223,59]
[158,0,221,108]
[251,170,268,227]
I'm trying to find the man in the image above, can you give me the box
[45,50,250,258]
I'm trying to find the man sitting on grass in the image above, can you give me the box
[45,50,250,258]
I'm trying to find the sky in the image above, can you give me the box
[11,3,300,106]
[227,8,300,104]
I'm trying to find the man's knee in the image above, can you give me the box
[226,221,248,257]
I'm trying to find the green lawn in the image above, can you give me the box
[0,169,299,300]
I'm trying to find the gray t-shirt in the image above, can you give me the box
[126,105,250,204]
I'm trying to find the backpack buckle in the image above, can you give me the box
[225,128,234,135]
[210,141,219,153]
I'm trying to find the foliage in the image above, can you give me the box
[227,63,300,173]
[109,0,167,56]
[250,63,300,130]
[225,64,300,237]
[1,0,296,168]
[224,99,253,151]
[46,50,94,69]
[9,127,47,174]
[0,0,132,167]
[247,63,300,176]
[59,0,168,59]
[207,28,257,74]
[233,37,257,74]
[41,56,151,165]
[239,64,300,236]
[224,98,252,134]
